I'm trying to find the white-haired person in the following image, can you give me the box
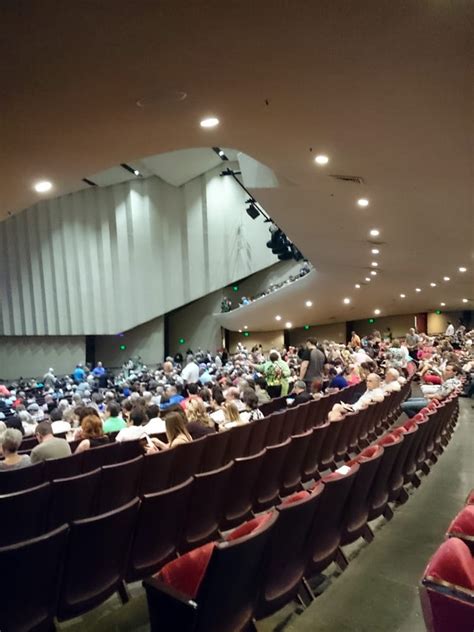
[383,368,402,393]
[0,428,31,470]
[352,373,385,411]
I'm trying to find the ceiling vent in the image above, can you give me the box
[329,174,365,185]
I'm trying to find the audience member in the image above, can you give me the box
[75,414,109,453]
[30,421,72,463]
[0,428,31,470]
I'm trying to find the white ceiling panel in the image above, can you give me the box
[142,148,221,186]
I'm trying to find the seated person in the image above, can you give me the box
[383,368,402,392]
[327,367,348,390]
[220,401,246,430]
[75,414,109,452]
[49,407,72,435]
[142,404,166,435]
[0,428,31,470]
[401,364,462,418]
[352,373,385,411]
[239,389,264,422]
[225,386,245,412]
[103,401,127,433]
[147,411,193,451]
[185,398,216,439]
[255,377,271,404]
[30,421,72,463]
[116,407,148,442]
[287,380,313,406]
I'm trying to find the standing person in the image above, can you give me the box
[73,363,86,384]
[300,338,325,390]
[43,368,56,389]
[445,321,455,336]
[349,331,361,349]
[251,351,291,398]
[181,355,200,384]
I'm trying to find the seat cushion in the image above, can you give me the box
[158,541,215,598]
[226,511,274,542]
[379,433,401,446]
[357,444,383,462]
[448,506,474,537]
[280,490,310,505]
[424,538,474,591]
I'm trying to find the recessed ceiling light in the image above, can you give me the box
[459,267,467,273]
[34,180,53,193]
[416,288,421,292]
[355,283,361,289]
[358,198,369,207]
[314,155,329,165]
[374,308,381,315]
[365,277,371,282]
[244,325,248,330]
[430,282,437,287]
[443,276,450,281]
[370,270,377,276]
[238,329,242,333]
[369,228,380,237]
[371,248,379,255]
[400,294,406,298]
[275,315,282,321]
[371,261,378,267]
[440,302,446,306]
[200,117,219,128]
[285,322,292,329]
[462,298,468,303]
[305,300,313,307]
[343,297,351,304]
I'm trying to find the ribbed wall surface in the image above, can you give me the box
[0,165,276,335]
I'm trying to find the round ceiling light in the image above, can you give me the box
[440,302,446,306]
[343,297,351,304]
[400,294,406,298]
[285,322,292,329]
[305,300,313,307]
[430,282,437,287]
[365,277,371,282]
[370,270,377,276]
[374,308,381,315]
[369,228,380,237]
[443,276,450,281]
[275,315,282,321]
[200,117,219,128]
[371,248,379,255]
[34,180,53,193]
[462,298,468,303]
[355,283,361,289]
[371,261,378,267]
[314,155,329,165]
[459,267,467,273]
[416,288,421,292]
[358,198,369,207]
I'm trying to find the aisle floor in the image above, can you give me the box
[58,399,473,632]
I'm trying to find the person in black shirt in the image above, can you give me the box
[288,380,313,406]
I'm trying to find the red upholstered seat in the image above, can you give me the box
[424,538,474,591]
[225,511,275,541]
[447,506,474,537]
[158,542,216,599]
[281,490,310,505]
[378,432,399,446]
[423,375,442,385]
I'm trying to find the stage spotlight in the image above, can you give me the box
[246,201,260,220]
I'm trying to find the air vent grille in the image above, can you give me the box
[329,174,365,184]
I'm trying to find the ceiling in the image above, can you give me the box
[1,0,472,326]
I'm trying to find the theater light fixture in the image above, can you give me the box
[371,261,378,267]
[355,284,361,288]
[358,198,369,207]
[343,297,351,304]
[200,117,219,128]
[34,180,52,193]
[244,325,248,330]
[120,163,141,177]
[238,329,242,333]
[374,308,381,315]
[462,298,468,303]
[416,288,421,292]
[440,302,446,306]
[285,322,292,329]
[275,315,282,321]
[370,270,377,276]
[365,277,371,282]
[459,267,467,272]
[400,294,406,298]
[212,146,228,160]
[371,248,380,255]
[430,282,437,287]
[246,201,260,220]
[305,300,313,307]
[315,155,329,165]
[443,276,450,281]
[369,228,380,237]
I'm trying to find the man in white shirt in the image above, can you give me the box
[181,355,200,384]
[383,368,402,393]
[445,321,455,336]
[353,373,385,410]
[116,408,148,442]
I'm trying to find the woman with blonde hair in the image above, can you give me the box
[185,398,216,439]
[220,400,247,430]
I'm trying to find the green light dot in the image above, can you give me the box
[243,331,250,337]
[179,338,185,345]
[304,325,310,330]
[232,285,239,292]
[368,318,375,324]
[119,344,126,351]
[435,310,441,315]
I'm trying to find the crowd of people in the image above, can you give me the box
[220,261,312,312]
[0,322,472,470]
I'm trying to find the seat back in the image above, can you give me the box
[81,441,122,472]
[168,437,207,487]
[0,525,69,632]
[118,439,143,462]
[306,464,359,575]
[221,449,266,530]
[387,424,418,501]
[224,423,254,461]
[255,487,325,619]
[264,411,286,446]
[126,478,193,582]
[194,512,278,632]
[281,407,299,440]
[44,451,84,481]
[301,421,330,483]
[200,430,231,471]
[97,455,143,514]
[0,482,51,546]
[254,438,291,512]
[181,461,234,551]
[280,429,313,497]
[0,460,45,494]
[368,433,404,520]
[49,468,102,529]
[57,497,140,620]
[139,447,175,495]
[318,419,342,472]
[247,416,271,455]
